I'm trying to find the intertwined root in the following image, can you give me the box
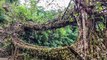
[0,21,82,60]
[0,35,82,60]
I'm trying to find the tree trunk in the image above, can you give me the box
[74,0,107,59]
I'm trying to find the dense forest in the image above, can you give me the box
[0,0,107,60]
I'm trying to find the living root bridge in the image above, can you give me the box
[11,34,83,60]
[0,19,83,60]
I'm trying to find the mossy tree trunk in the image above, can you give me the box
[74,0,107,60]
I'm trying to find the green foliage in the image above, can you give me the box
[21,26,78,48]
[0,9,6,23]
[8,0,57,23]
[5,0,18,3]
[0,0,78,48]
[0,15,5,23]
[96,2,103,12]
[0,1,5,23]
